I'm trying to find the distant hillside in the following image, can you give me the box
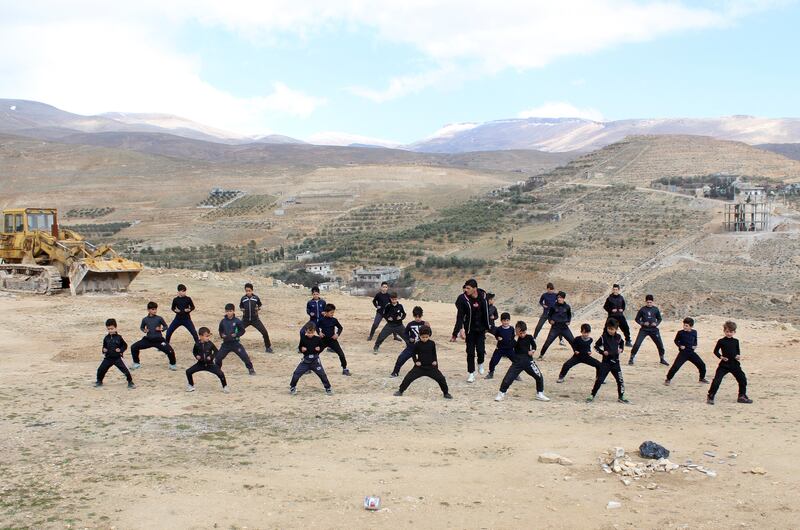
[757,143,800,161]
[410,116,800,153]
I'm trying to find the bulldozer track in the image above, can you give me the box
[0,264,63,295]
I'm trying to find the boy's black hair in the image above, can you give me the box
[463,278,478,289]
[389,291,399,299]
[244,282,254,290]
[419,325,432,336]
[487,292,495,300]
[198,326,211,336]
[177,284,187,292]
[557,291,566,299]
[605,318,619,330]
[412,306,423,317]
[105,318,117,328]
[311,285,320,293]
[546,282,554,290]
[612,283,621,289]
[500,312,511,321]
[683,317,695,327]
[381,281,389,286]
[580,323,591,333]
[324,303,336,312]
[303,322,317,333]
[724,320,737,332]
[515,320,527,331]
[147,301,158,310]
[645,294,654,301]
[224,303,235,311]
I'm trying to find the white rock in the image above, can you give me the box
[704,451,716,458]
[538,453,563,464]
[620,478,632,486]
[705,470,717,478]
[612,447,625,458]
[607,501,622,510]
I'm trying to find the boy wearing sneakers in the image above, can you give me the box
[487,293,499,332]
[373,292,408,353]
[538,291,574,358]
[394,326,452,399]
[587,319,629,403]
[95,318,135,389]
[557,323,601,383]
[494,321,550,402]
[603,284,632,347]
[166,284,199,344]
[707,321,752,405]
[629,294,668,366]
[290,322,333,395]
[186,327,229,393]
[486,312,516,380]
[317,304,351,376]
[130,302,177,370]
[240,283,273,353]
[302,286,327,338]
[665,317,708,385]
[215,303,255,375]
[390,306,428,378]
[533,282,557,341]
[450,279,491,382]
[368,282,399,341]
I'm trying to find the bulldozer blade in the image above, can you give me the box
[68,259,143,295]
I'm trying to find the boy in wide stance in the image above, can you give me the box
[707,321,753,405]
[130,302,177,370]
[495,321,550,402]
[95,318,135,389]
[587,319,629,403]
[290,322,333,395]
[664,317,708,385]
[394,326,452,399]
[317,304,351,376]
[557,323,600,383]
[186,327,229,393]
[215,303,255,375]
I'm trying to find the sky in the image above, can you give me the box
[0,0,798,145]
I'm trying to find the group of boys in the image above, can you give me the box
[94,278,754,406]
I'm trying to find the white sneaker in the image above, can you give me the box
[536,392,551,402]
[186,385,195,392]
[130,362,141,370]
[478,363,485,375]
[222,386,230,394]
[169,364,178,371]
[467,372,475,383]
[494,392,505,401]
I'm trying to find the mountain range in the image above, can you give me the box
[2,98,800,155]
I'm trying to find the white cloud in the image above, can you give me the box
[305,131,403,148]
[518,102,604,122]
[426,122,480,140]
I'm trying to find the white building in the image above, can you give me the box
[305,262,334,279]
[351,266,401,287]
[296,251,318,262]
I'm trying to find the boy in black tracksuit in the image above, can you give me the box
[707,321,752,404]
[665,317,708,385]
[290,323,332,394]
[557,323,601,382]
[487,293,499,332]
[95,318,135,388]
[390,306,428,377]
[130,302,177,370]
[373,292,409,352]
[603,284,632,347]
[533,282,558,341]
[301,286,327,338]
[629,294,668,366]
[215,303,255,375]
[494,321,549,401]
[587,319,629,403]
[538,291,574,358]
[317,304,351,376]
[368,282,400,341]
[186,327,228,392]
[240,282,273,353]
[166,284,199,344]
[450,279,491,381]
[394,326,452,399]
[486,312,516,379]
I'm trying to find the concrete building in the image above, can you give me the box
[295,251,318,262]
[351,266,401,287]
[305,262,334,279]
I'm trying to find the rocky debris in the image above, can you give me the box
[599,448,715,480]
[538,453,573,466]
[612,447,625,458]
[607,501,622,509]
[748,467,767,475]
[703,451,716,458]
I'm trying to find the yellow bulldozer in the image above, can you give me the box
[0,207,143,295]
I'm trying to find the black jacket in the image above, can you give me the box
[240,294,263,322]
[412,340,438,367]
[674,329,698,352]
[493,325,516,352]
[714,337,741,365]
[452,288,491,337]
[405,320,428,343]
[547,302,572,325]
[171,296,195,319]
[219,316,245,343]
[488,305,499,330]
[373,292,392,314]
[572,336,593,356]
[635,306,662,329]
[514,335,537,359]
[140,315,168,340]
[603,294,626,316]
[317,316,343,338]
[595,331,624,361]
[193,341,219,365]
[298,335,323,363]
[102,334,128,358]
[382,302,406,324]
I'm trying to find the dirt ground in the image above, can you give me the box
[1,270,798,529]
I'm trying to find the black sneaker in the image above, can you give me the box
[707,396,715,405]
[556,378,565,383]
[265,347,274,353]
[249,369,257,376]
[325,388,333,395]
[94,381,103,387]
[627,357,635,366]
[699,378,710,384]
[393,390,403,397]
[372,348,379,354]
[289,387,297,395]
[484,371,494,380]
[367,336,373,341]
[737,395,753,404]
[625,340,633,348]
[443,393,453,399]
[127,381,136,389]
[389,372,399,378]
[663,379,671,386]
[660,357,670,366]
[342,368,351,376]
[538,354,544,360]
[618,395,630,404]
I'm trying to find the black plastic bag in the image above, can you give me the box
[639,441,670,459]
